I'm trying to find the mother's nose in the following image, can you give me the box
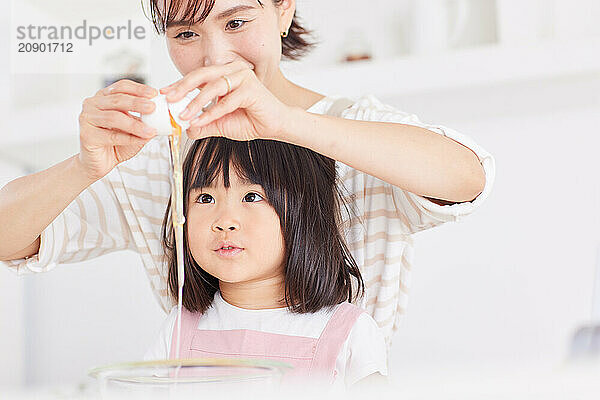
[200,34,230,67]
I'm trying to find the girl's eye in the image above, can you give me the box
[175,31,197,40]
[243,192,263,203]
[226,19,248,31]
[196,194,214,204]
[194,192,263,203]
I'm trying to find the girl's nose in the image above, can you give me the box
[211,220,240,232]
[212,225,237,232]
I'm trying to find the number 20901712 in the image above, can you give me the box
[18,42,74,53]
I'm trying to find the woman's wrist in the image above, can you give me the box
[273,105,318,147]
[72,154,104,187]
[272,105,340,162]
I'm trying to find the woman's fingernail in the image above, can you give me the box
[179,109,191,119]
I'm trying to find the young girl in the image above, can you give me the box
[144,136,388,387]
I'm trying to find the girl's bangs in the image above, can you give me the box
[187,138,261,193]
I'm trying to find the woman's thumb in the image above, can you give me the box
[186,122,224,140]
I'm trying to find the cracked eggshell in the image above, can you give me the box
[141,89,204,135]
[168,88,211,131]
[141,94,172,136]
[167,94,195,132]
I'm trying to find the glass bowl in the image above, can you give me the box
[89,358,292,399]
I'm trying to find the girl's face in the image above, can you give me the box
[164,0,295,88]
[187,168,286,285]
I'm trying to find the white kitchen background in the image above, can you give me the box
[1,0,600,393]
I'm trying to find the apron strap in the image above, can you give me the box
[169,307,202,360]
[309,302,365,378]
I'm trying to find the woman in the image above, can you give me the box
[0,0,494,351]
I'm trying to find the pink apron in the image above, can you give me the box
[169,302,365,384]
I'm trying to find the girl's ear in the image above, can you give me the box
[278,0,296,33]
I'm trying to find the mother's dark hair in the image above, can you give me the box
[161,137,364,314]
[144,0,316,60]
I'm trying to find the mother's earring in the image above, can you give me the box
[280,30,288,38]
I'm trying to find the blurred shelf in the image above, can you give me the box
[283,37,600,99]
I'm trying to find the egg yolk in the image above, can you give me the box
[168,110,182,136]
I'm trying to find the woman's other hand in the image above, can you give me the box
[77,79,158,181]
[160,60,291,142]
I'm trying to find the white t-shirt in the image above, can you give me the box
[144,291,388,387]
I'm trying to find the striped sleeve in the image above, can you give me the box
[329,94,495,346]
[0,162,136,275]
[341,94,495,234]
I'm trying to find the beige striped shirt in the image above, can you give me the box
[2,94,495,348]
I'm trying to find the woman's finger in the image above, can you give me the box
[185,122,219,140]
[178,72,242,121]
[95,93,156,115]
[87,109,156,139]
[102,79,158,98]
[159,80,181,94]
[83,125,152,147]
[165,60,253,103]
[189,74,250,129]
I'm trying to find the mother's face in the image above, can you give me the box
[163,0,295,86]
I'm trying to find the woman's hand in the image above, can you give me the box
[160,60,292,142]
[78,80,158,181]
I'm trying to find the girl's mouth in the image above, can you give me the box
[215,247,244,257]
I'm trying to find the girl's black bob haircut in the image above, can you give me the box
[161,137,364,314]
[144,0,317,61]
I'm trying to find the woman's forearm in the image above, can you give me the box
[281,107,485,203]
[0,154,98,260]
